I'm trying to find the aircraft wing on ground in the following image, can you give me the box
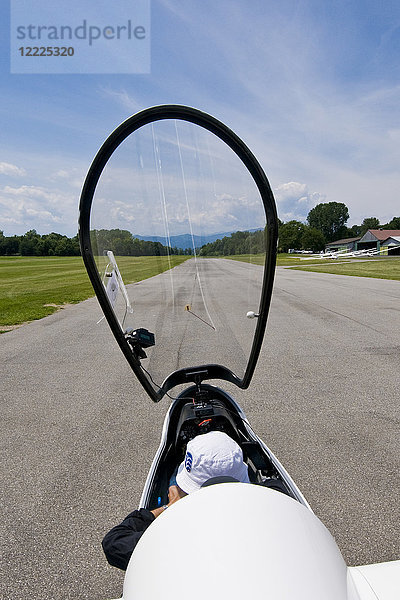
[349,560,400,600]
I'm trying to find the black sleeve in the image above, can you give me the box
[102,508,155,571]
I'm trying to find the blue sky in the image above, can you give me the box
[1,0,400,237]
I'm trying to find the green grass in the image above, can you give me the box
[224,253,265,265]
[214,253,400,280]
[225,253,336,266]
[4,253,397,331]
[290,257,400,280]
[276,253,335,266]
[0,255,189,329]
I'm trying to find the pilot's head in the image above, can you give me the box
[176,431,250,494]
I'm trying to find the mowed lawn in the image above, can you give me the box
[228,253,335,267]
[226,253,400,280]
[290,256,400,280]
[0,255,189,330]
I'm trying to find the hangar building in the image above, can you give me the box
[325,236,360,253]
[356,229,400,255]
[325,230,400,255]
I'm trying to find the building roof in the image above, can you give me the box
[366,229,400,241]
[383,236,400,245]
[327,236,360,245]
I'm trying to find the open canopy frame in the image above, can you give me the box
[79,105,278,402]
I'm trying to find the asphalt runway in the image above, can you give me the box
[1,259,399,599]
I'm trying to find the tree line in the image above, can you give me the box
[90,229,192,256]
[0,230,81,256]
[199,229,265,256]
[2,205,399,257]
[199,203,400,255]
[0,228,192,256]
[279,203,400,253]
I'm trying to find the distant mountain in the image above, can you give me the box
[134,229,261,250]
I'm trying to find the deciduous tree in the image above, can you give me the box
[307,202,349,242]
[383,216,400,230]
[360,217,380,235]
[278,220,306,252]
[301,227,325,252]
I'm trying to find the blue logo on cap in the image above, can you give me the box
[185,451,193,472]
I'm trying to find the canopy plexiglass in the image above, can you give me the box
[79,106,278,401]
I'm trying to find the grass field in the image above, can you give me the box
[226,253,400,280]
[290,257,400,280]
[2,253,399,332]
[227,253,338,266]
[0,255,189,331]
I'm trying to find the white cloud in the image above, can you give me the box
[54,170,69,178]
[110,201,136,224]
[274,182,326,223]
[0,162,26,177]
[100,87,142,113]
[0,184,77,236]
[4,185,57,200]
[50,168,85,189]
[149,3,400,226]
[3,2,399,236]
[165,195,249,232]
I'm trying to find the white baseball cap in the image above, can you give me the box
[175,431,250,494]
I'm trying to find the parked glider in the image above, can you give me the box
[79,105,399,600]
